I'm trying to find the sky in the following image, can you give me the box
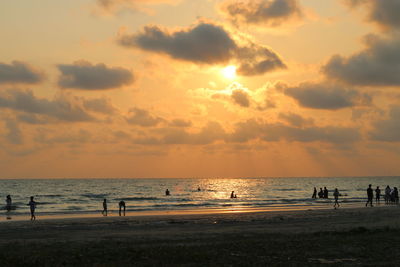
[1,0,400,178]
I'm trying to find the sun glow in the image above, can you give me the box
[221,65,237,80]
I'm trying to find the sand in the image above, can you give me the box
[1,205,400,266]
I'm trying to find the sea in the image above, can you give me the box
[0,177,399,220]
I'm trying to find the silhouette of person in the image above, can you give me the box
[231,191,235,198]
[366,184,374,207]
[323,187,329,199]
[119,200,126,216]
[165,189,170,196]
[5,195,12,212]
[198,186,201,192]
[312,187,317,199]
[385,185,391,204]
[394,187,399,205]
[318,188,323,198]
[375,186,381,204]
[28,196,36,221]
[333,188,340,209]
[102,199,107,216]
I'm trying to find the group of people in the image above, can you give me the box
[4,195,37,220]
[366,185,399,207]
[102,199,126,217]
[312,187,330,199]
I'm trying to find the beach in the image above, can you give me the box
[2,205,400,266]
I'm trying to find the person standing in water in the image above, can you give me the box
[102,199,108,216]
[230,191,235,198]
[333,188,340,209]
[165,189,170,196]
[119,200,126,216]
[318,188,323,198]
[312,187,317,199]
[28,196,36,221]
[385,185,391,204]
[366,184,374,207]
[5,195,12,212]
[375,186,381,204]
[323,187,329,199]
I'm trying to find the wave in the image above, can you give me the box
[113,197,159,201]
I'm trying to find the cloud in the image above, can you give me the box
[0,61,44,85]
[126,107,164,127]
[0,89,113,122]
[323,35,400,86]
[4,119,23,145]
[83,97,117,114]
[278,112,314,127]
[231,89,250,107]
[119,23,237,64]
[58,61,134,90]
[97,0,179,10]
[369,105,400,142]
[118,22,286,76]
[220,0,303,28]
[345,0,400,30]
[169,119,192,127]
[284,82,372,110]
[228,119,360,144]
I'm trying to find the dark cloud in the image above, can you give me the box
[323,35,400,86]
[58,61,134,90]
[227,119,360,144]
[119,23,237,64]
[0,89,96,122]
[235,42,286,76]
[284,82,372,110]
[345,0,400,30]
[278,112,314,127]
[231,89,250,107]
[126,108,164,127]
[118,22,285,76]
[221,0,303,27]
[0,61,44,85]
[369,106,400,142]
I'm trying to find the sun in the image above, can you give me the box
[221,65,237,80]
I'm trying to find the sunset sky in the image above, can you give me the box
[1,0,400,178]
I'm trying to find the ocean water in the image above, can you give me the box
[0,177,399,219]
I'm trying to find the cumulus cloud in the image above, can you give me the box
[0,89,114,122]
[323,35,400,86]
[227,119,360,144]
[126,107,164,127]
[118,22,286,76]
[369,105,400,142]
[220,0,303,28]
[0,61,44,85]
[345,0,400,30]
[58,61,134,90]
[231,89,250,107]
[284,82,372,110]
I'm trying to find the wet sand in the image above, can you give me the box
[1,205,400,266]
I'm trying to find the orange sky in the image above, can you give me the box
[1,0,400,178]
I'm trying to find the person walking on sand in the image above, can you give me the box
[102,199,107,216]
[28,196,36,220]
[5,195,12,212]
[119,200,126,216]
[312,187,317,199]
[333,188,340,209]
[366,184,373,207]
[375,186,381,204]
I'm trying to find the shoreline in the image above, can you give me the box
[0,201,376,223]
